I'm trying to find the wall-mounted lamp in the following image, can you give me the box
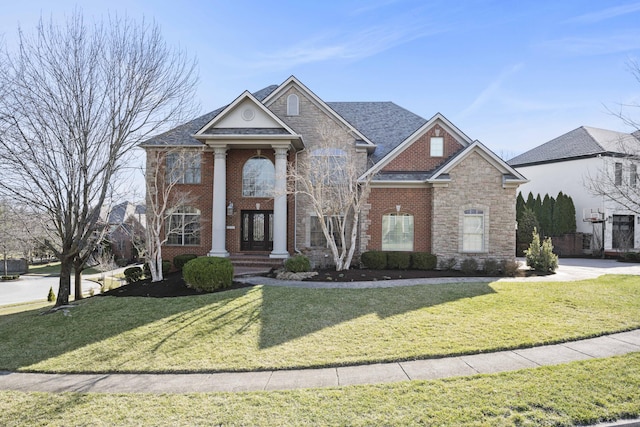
[396,205,401,213]
[607,215,612,223]
[227,202,234,217]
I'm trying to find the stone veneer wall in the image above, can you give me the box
[268,86,368,267]
[431,151,517,265]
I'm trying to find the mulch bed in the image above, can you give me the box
[100,272,252,298]
[101,267,543,298]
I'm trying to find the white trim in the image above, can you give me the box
[365,113,473,178]
[194,90,299,139]
[430,140,528,185]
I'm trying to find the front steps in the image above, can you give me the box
[229,254,284,277]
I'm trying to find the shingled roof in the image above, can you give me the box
[327,102,427,164]
[508,126,640,167]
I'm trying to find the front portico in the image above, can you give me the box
[193,91,303,259]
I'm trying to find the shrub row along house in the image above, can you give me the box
[141,76,527,268]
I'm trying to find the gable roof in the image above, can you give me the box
[508,126,640,167]
[140,85,278,147]
[327,102,427,164]
[263,76,376,148]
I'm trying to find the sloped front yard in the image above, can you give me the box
[0,275,638,373]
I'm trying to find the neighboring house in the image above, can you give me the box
[508,126,640,254]
[141,76,526,267]
[99,201,146,262]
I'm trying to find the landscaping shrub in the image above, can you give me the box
[525,228,558,273]
[284,255,311,273]
[173,254,198,271]
[482,258,501,276]
[360,251,387,269]
[439,257,457,271]
[47,286,55,302]
[411,252,437,270]
[124,266,143,284]
[460,258,479,275]
[143,260,172,278]
[620,252,640,263]
[387,251,411,269]
[183,256,234,292]
[501,258,521,277]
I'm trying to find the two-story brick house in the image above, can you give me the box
[141,76,527,267]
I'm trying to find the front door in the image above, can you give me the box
[241,210,273,251]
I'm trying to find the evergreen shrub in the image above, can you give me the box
[183,257,234,292]
[173,254,198,271]
[360,251,387,269]
[439,257,457,271]
[525,228,558,273]
[387,251,411,269]
[124,266,143,284]
[411,252,437,270]
[284,255,311,273]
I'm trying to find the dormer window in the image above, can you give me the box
[430,136,444,157]
[287,94,299,116]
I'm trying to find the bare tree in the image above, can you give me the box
[289,120,372,271]
[141,148,199,281]
[0,12,199,306]
[586,60,640,213]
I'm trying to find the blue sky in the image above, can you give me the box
[3,0,640,159]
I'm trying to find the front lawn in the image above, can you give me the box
[1,353,639,426]
[0,275,638,373]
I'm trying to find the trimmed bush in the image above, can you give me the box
[183,257,234,292]
[284,255,311,273]
[411,252,437,270]
[47,286,55,302]
[387,251,411,269]
[460,258,479,275]
[124,266,143,284]
[439,257,457,271]
[482,258,501,276]
[174,254,198,271]
[361,251,387,269]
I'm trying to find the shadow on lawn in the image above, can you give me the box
[0,279,496,372]
[257,281,497,349]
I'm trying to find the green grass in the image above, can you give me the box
[27,262,102,276]
[0,274,638,373]
[1,353,639,426]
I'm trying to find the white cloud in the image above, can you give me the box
[566,2,640,24]
[459,63,524,118]
[541,31,640,56]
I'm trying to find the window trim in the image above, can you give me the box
[381,212,414,251]
[461,207,488,253]
[242,156,275,198]
[287,93,299,116]
[166,206,201,246]
[430,136,444,157]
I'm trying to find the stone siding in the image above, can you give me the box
[432,151,517,265]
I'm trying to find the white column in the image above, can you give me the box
[209,146,229,257]
[271,145,289,259]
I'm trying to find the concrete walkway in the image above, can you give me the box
[0,329,638,394]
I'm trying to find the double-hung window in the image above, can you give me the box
[166,152,201,184]
[463,209,484,252]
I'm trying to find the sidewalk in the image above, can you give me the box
[0,329,638,394]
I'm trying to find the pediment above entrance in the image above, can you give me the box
[193,91,303,149]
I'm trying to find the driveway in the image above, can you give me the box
[503,257,640,282]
